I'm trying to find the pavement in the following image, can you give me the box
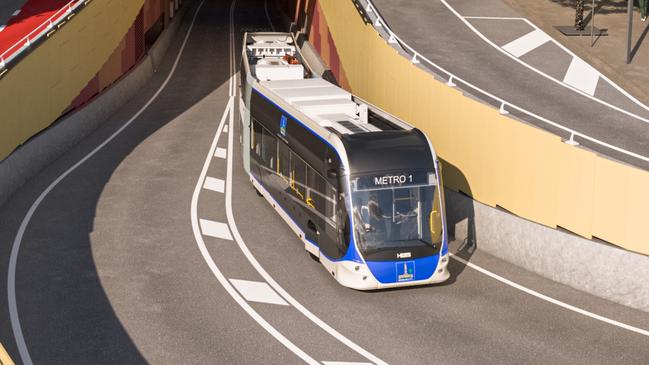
[372,0,649,171]
[503,0,649,107]
[0,0,648,364]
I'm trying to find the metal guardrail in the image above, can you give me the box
[361,0,649,165]
[0,0,87,72]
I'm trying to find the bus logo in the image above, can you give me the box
[280,115,288,136]
[397,252,411,259]
[397,261,415,282]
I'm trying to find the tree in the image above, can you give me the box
[575,0,585,31]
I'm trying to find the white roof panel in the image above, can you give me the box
[261,78,331,90]
[271,86,351,103]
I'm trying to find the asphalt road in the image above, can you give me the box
[372,0,649,170]
[1,0,649,364]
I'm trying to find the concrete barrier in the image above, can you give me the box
[0,1,188,208]
[446,189,649,313]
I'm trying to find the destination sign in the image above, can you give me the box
[354,171,435,191]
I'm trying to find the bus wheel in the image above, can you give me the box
[254,187,263,197]
[308,252,320,262]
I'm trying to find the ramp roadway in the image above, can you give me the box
[0,0,648,363]
[372,0,649,170]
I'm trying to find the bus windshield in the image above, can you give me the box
[351,173,442,258]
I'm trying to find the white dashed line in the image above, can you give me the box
[203,176,225,193]
[12,9,21,16]
[438,0,649,124]
[0,25,6,32]
[230,279,290,306]
[223,124,228,133]
[563,57,600,96]
[190,1,320,363]
[322,362,374,365]
[214,147,227,159]
[502,28,551,58]
[199,219,233,240]
[192,95,318,364]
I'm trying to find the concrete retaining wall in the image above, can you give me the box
[0,2,188,208]
[446,189,649,313]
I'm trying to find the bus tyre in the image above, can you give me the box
[254,187,263,197]
[308,252,320,262]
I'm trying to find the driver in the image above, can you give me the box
[368,193,385,233]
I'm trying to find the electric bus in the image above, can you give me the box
[239,32,449,289]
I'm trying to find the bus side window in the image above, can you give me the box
[306,167,327,216]
[252,119,262,155]
[321,182,341,258]
[278,141,290,179]
[336,195,350,256]
[290,151,307,199]
[326,184,336,223]
[261,127,276,169]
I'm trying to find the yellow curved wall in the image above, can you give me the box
[317,0,649,255]
[0,0,146,160]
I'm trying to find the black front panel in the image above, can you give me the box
[341,129,434,176]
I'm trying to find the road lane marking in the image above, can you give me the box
[502,29,551,58]
[193,95,319,364]
[223,124,228,133]
[199,219,233,240]
[214,147,227,159]
[12,9,21,16]
[437,0,649,124]
[7,2,209,364]
[322,362,374,365]
[190,1,321,363]
[563,57,600,96]
[230,279,290,306]
[450,254,649,337]
[0,25,5,33]
[224,81,388,365]
[203,176,225,193]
